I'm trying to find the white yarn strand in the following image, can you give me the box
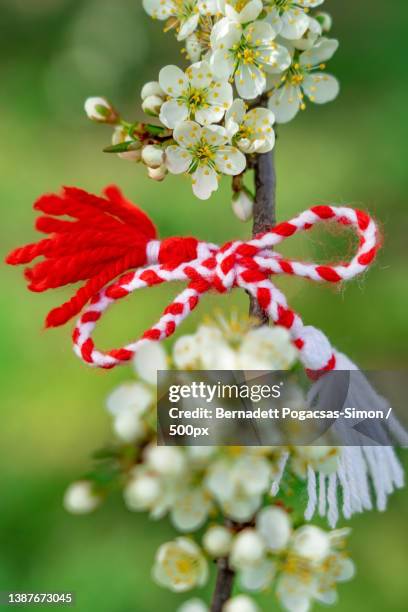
[305,466,317,521]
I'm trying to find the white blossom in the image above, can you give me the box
[256,506,292,552]
[153,537,209,592]
[277,526,355,612]
[230,528,266,569]
[106,381,152,443]
[113,406,147,442]
[223,595,260,612]
[63,481,101,515]
[144,444,187,478]
[290,15,323,51]
[265,1,325,41]
[173,334,203,369]
[210,19,291,99]
[226,99,275,154]
[218,0,264,24]
[238,326,298,370]
[159,61,233,128]
[143,0,218,41]
[206,454,271,521]
[106,382,152,417]
[186,33,204,62]
[178,599,209,612]
[124,468,163,512]
[268,37,339,123]
[203,525,233,557]
[171,487,212,532]
[291,446,340,478]
[291,525,331,563]
[133,342,168,385]
[166,121,246,200]
[239,558,276,592]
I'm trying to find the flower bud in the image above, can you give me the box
[112,127,142,162]
[84,97,118,123]
[291,525,330,562]
[144,445,186,477]
[230,529,265,569]
[124,473,161,511]
[113,408,146,443]
[223,595,259,612]
[186,34,203,62]
[232,189,254,222]
[142,144,165,169]
[178,599,208,612]
[142,95,164,117]
[147,165,168,182]
[141,81,165,100]
[256,506,292,552]
[63,481,101,515]
[316,12,333,32]
[203,525,233,558]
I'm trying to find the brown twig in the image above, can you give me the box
[210,99,277,612]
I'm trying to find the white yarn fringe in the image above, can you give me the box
[304,445,404,527]
[273,351,406,527]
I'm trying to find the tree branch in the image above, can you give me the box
[211,129,277,612]
[210,556,235,612]
[250,147,277,324]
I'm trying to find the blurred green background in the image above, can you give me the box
[1,0,407,610]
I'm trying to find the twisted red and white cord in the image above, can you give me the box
[73,204,378,369]
[7,186,380,371]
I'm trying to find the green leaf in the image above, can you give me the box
[103,140,140,153]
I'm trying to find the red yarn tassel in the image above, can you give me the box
[6,185,157,328]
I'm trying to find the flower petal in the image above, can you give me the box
[197,0,218,15]
[160,99,189,129]
[211,17,242,49]
[226,98,246,127]
[215,147,246,175]
[195,105,225,126]
[303,73,340,103]
[202,124,229,146]
[262,43,292,74]
[240,559,276,592]
[143,0,173,20]
[268,83,301,123]
[173,120,202,146]
[225,0,263,24]
[210,48,235,80]
[166,145,192,174]
[235,64,266,100]
[177,13,200,41]
[280,8,310,40]
[300,37,339,66]
[134,342,168,384]
[192,165,219,200]
[159,65,188,96]
[187,60,213,89]
[206,80,233,108]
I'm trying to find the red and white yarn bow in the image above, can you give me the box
[7,185,380,371]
